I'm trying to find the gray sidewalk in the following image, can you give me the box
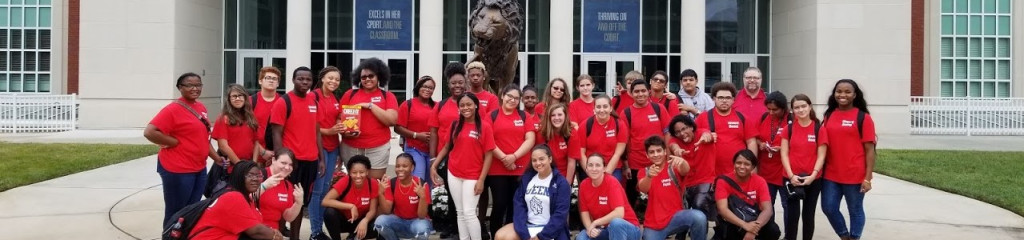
[1,130,1024,239]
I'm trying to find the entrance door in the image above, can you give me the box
[353,53,414,104]
[580,55,640,97]
[237,51,287,93]
[704,55,758,93]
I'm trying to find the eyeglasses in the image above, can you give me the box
[262,76,279,81]
[179,84,203,90]
[715,96,734,100]
[504,94,521,100]
[229,94,246,99]
[245,172,263,180]
[360,74,376,80]
[651,78,667,83]
[744,76,762,80]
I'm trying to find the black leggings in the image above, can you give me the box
[485,175,518,237]
[783,180,822,240]
[719,218,781,240]
[625,168,640,207]
[324,208,377,240]
[289,160,318,207]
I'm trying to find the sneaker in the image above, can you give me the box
[310,232,330,240]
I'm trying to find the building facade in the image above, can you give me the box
[4,0,1017,135]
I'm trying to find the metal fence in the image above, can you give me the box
[910,97,1024,136]
[0,94,78,133]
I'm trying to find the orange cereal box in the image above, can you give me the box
[339,105,362,132]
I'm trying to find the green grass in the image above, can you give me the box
[0,142,158,192]
[877,149,1024,217]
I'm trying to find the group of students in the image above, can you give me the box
[144,58,876,240]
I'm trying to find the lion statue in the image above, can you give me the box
[469,0,522,93]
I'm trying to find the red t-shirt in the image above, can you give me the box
[612,90,634,114]
[621,104,672,169]
[339,89,399,148]
[447,121,496,180]
[384,177,432,219]
[490,109,536,175]
[670,136,716,187]
[397,99,436,153]
[191,191,262,240]
[568,98,595,126]
[573,116,629,168]
[640,165,687,230]
[212,116,257,161]
[427,98,461,154]
[823,109,876,184]
[578,174,640,227]
[269,91,319,160]
[314,89,341,151]
[331,176,379,219]
[715,173,771,208]
[259,168,295,229]
[734,90,767,119]
[253,92,280,148]
[538,132,573,177]
[650,94,682,117]
[473,90,500,118]
[782,121,829,179]
[696,110,757,176]
[149,98,210,173]
[756,114,790,186]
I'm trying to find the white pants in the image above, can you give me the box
[448,171,482,240]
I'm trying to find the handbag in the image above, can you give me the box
[203,161,229,198]
[717,176,761,222]
[783,173,809,201]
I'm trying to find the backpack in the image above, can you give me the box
[489,109,528,125]
[161,192,226,240]
[266,93,320,151]
[622,103,663,127]
[584,116,620,138]
[706,111,746,133]
[787,120,822,144]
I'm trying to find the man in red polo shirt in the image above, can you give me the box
[696,82,758,176]
[270,67,323,240]
[733,67,767,118]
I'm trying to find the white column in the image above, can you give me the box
[681,0,706,87]
[421,0,444,100]
[550,0,575,88]
[286,0,311,87]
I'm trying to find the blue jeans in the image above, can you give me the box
[821,179,866,239]
[404,146,431,188]
[309,147,340,235]
[612,169,624,184]
[575,218,641,240]
[374,214,432,240]
[157,161,206,226]
[642,209,707,240]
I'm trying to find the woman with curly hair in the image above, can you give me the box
[340,58,400,180]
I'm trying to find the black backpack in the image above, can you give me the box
[622,103,663,127]
[263,93,320,151]
[706,111,747,133]
[584,116,620,138]
[161,192,226,240]
[787,119,822,144]
[489,109,528,126]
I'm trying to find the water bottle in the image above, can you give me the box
[169,217,184,238]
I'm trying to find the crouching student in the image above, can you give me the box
[374,153,432,240]
[715,150,781,240]
[322,155,379,240]
[637,136,707,240]
[494,144,572,240]
[576,154,642,240]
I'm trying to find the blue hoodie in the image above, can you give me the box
[513,167,571,240]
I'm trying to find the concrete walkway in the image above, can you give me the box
[2,130,1024,239]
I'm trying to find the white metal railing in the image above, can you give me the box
[0,94,78,133]
[910,97,1024,136]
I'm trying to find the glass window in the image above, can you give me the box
[311,0,324,50]
[223,51,236,86]
[11,7,21,27]
[669,1,680,53]
[0,74,6,91]
[573,0,581,52]
[528,54,550,88]
[237,0,287,49]
[939,0,1011,97]
[24,6,34,27]
[705,0,756,53]
[443,0,468,51]
[641,0,667,53]
[37,73,47,92]
[38,6,47,27]
[528,0,551,52]
[757,0,770,54]
[326,52,354,89]
[327,0,353,50]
